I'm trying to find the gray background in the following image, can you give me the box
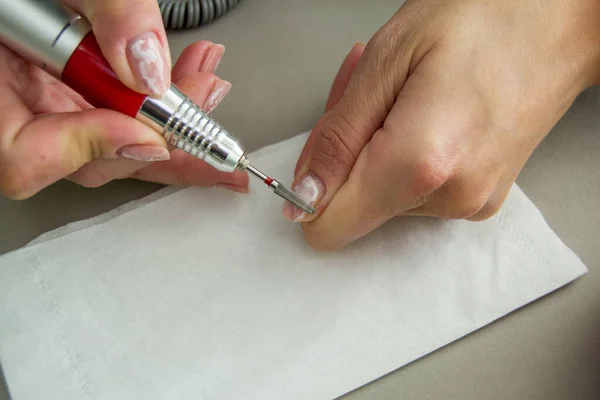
[1,0,599,398]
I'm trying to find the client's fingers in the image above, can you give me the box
[294,42,366,176]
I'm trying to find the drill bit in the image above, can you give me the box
[246,164,315,214]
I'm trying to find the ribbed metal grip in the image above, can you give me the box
[139,85,314,213]
[138,85,247,172]
[165,98,219,155]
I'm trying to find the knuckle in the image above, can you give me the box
[370,24,400,54]
[311,114,360,175]
[369,29,391,53]
[467,200,502,222]
[408,155,452,197]
[447,187,491,220]
[451,200,487,220]
[369,21,412,68]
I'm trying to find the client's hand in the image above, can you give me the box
[284,0,600,251]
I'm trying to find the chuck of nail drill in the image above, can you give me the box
[0,0,315,214]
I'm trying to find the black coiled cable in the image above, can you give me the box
[158,0,242,30]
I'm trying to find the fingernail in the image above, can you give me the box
[214,182,249,193]
[117,145,170,162]
[200,44,225,72]
[214,47,224,70]
[127,32,170,97]
[282,173,325,222]
[203,80,232,113]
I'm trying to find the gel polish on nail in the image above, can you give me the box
[204,80,231,113]
[117,145,170,162]
[282,173,324,222]
[126,32,169,97]
[200,44,225,72]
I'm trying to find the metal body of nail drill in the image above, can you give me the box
[0,0,314,214]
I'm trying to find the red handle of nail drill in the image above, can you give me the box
[62,33,147,118]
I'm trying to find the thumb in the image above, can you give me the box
[283,30,411,222]
[0,107,166,199]
[66,0,171,97]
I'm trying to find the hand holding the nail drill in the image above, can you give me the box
[0,0,247,199]
[283,0,600,250]
[2,0,599,253]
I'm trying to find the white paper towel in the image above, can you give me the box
[0,132,587,400]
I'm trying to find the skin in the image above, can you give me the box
[0,0,247,200]
[284,0,600,251]
[2,0,599,252]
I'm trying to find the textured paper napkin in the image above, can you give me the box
[0,132,587,400]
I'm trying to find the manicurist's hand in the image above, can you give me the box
[284,0,600,250]
[0,0,247,200]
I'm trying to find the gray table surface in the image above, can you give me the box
[1,1,599,399]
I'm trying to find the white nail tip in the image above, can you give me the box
[128,33,166,96]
